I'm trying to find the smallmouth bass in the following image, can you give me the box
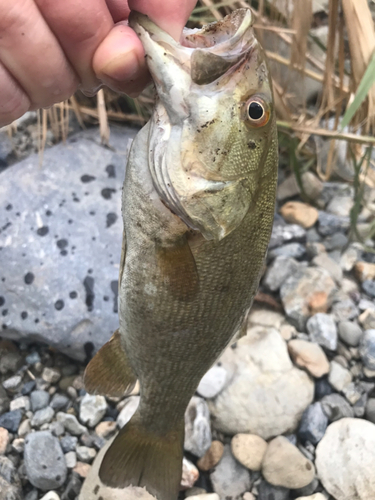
[84,8,278,500]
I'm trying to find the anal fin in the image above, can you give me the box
[83,330,137,397]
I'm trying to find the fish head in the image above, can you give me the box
[130,8,278,241]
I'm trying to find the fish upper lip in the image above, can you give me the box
[129,8,255,53]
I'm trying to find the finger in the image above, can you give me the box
[35,0,115,94]
[0,0,79,109]
[106,0,130,23]
[93,23,149,97]
[128,0,197,40]
[0,62,30,127]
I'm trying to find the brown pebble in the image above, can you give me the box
[95,421,117,439]
[354,261,375,282]
[0,427,10,455]
[73,461,92,478]
[308,291,328,314]
[280,201,319,229]
[197,440,224,471]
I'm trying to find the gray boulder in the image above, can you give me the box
[0,126,136,360]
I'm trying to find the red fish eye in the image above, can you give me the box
[245,97,270,127]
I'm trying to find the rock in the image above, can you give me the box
[79,394,107,428]
[73,462,91,478]
[0,427,9,455]
[50,421,65,437]
[262,436,315,489]
[31,406,55,427]
[184,396,211,458]
[288,339,330,378]
[326,195,353,217]
[268,242,306,260]
[316,418,375,500]
[340,245,360,272]
[248,307,285,329]
[50,393,69,411]
[359,329,375,370]
[321,394,354,421]
[314,377,333,400]
[257,481,290,500]
[186,495,219,500]
[0,127,136,360]
[328,361,352,392]
[0,386,9,415]
[10,395,30,411]
[24,431,67,490]
[280,202,319,229]
[312,253,343,284]
[0,341,23,374]
[116,396,140,429]
[18,418,31,437]
[196,441,224,471]
[359,309,375,330]
[60,435,78,453]
[354,261,375,282]
[61,473,82,500]
[210,445,251,500]
[197,365,227,399]
[181,458,199,490]
[365,398,375,423]
[2,375,23,392]
[362,280,375,298]
[76,446,96,463]
[0,455,22,500]
[56,412,87,435]
[231,433,267,471]
[306,313,337,351]
[95,421,117,439]
[323,232,348,251]
[338,321,363,347]
[39,492,61,500]
[208,327,314,439]
[295,495,325,500]
[298,402,328,445]
[0,410,22,433]
[269,219,306,250]
[30,390,50,412]
[280,267,336,331]
[42,367,61,384]
[317,212,350,236]
[263,256,300,292]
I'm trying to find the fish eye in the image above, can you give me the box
[244,96,270,128]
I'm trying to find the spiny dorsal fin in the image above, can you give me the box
[84,330,137,397]
[100,415,184,500]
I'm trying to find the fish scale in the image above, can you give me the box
[83,8,278,500]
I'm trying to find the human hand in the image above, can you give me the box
[0,0,197,126]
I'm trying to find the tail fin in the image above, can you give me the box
[99,416,184,500]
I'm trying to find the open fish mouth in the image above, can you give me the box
[129,8,255,90]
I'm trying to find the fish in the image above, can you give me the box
[83,8,278,500]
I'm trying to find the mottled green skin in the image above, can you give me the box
[119,117,278,435]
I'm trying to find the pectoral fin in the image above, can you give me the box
[84,330,137,397]
[156,235,199,302]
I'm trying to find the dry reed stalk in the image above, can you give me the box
[341,0,375,132]
[97,89,110,145]
[290,0,312,72]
